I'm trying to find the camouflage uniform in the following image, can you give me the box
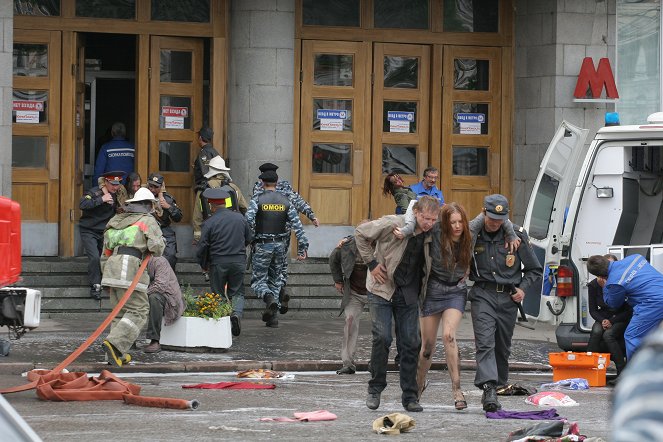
[252,179,316,292]
[246,191,308,310]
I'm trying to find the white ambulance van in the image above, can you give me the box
[522,113,663,350]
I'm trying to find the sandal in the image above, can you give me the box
[454,391,467,410]
[454,399,468,410]
[418,379,430,400]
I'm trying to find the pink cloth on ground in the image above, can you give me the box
[260,410,337,422]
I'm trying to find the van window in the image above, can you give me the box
[528,174,559,240]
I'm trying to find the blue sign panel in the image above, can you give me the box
[317,109,348,119]
[387,111,415,122]
[456,113,485,123]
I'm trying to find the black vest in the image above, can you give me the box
[256,191,290,235]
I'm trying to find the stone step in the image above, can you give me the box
[20,257,341,317]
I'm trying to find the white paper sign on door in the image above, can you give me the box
[15,111,40,124]
[459,122,481,135]
[164,116,184,129]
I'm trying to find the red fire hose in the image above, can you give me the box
[1,255,198,410]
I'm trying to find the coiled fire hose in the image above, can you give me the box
[1,255,199,410]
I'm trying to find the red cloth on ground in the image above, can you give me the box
[182,381,276,390]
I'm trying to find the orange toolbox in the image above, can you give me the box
[549,352,611,387]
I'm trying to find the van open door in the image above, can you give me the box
[522,121,588,318]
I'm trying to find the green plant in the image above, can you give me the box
[182,285,232,320]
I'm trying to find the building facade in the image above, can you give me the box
[1,0,656,258]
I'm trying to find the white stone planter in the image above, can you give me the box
[160,315,232,350]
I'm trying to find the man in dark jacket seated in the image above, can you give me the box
[586,254,633,375]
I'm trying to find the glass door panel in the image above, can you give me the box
[441,46,501,217]
[149,36,203,226]
[12,29,61,255]
[371,43,430,219]
[300,40,370,226]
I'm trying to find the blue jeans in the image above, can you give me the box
[367,289,421,406]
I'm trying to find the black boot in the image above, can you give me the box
[279,286,290,314]
[262,294,278,322]
[481,383,500,412]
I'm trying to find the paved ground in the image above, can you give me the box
[0,312,560,375]
[1,370,612,441]
[0,312,614,441]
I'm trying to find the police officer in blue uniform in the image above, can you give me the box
[79,171,125,300]
[246,170,308,328]
[147,173,183,271]
[469,194,542,412]
[197,188,251,337]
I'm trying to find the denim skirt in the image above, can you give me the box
[420,278,467,317]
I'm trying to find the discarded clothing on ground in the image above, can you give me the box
[526,391,578,407]
[24,369,198,409]
[182,381,275,390]
[486,408,562,420]
[497,383,538,396]
[372,413,416,435]
[539,378,589,391]
[260,410,337,422]
[237,369,285,379]
[506,421,585,442]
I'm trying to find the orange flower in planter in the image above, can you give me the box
[182,289,232,320]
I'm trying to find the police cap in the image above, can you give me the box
[258,170,278,183]
[258,162,279,173]
[103,171,125,185]
[198,126,213,142]
[147,173,164,187]
[203,187,230,204]
[484,194,509,220]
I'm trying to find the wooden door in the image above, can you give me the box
[299,40,370,225]
[149,36,203,225]
[439,46,501,217]
[60,31,86,256]
[370,43,430,219]
[12,30,61,255]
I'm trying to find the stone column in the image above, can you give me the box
[228,0,295,196]
[0,1,12,197]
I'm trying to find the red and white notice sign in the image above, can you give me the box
[162,106,187,129]
[161,106,188,117]
[13,100,43,124]
[13,100,44,112]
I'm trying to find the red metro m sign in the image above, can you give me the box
[573,57,619,101]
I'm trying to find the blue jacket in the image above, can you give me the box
[93,137,135,182]
[410,181,444,205]
[604,254,663,312]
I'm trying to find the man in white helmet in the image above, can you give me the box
[100,187,165,366]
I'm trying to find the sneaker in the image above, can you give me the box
[404,401,423,412]
[481,383,501,412]
[266,317,279,328]
[231,314,241,336]
[143,340,161,353]
[262,294,278,323]
[90,284,102,301]
[336,366,356,375]
[366,393,381,410]
[279,287,291,315]
[102,340,123,367]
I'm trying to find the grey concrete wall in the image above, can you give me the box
[227,0,295,198]
[0,0,12,197]
[512,0,615,221]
